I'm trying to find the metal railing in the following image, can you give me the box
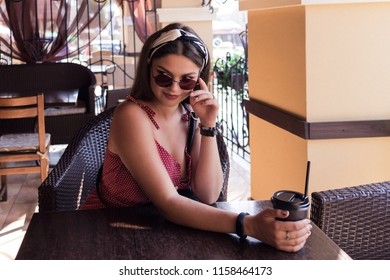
[213,52,250,161]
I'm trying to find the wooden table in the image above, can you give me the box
[15,200,351,260]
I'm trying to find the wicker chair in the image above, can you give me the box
[39,107,114,211]
[216,130,229,202]
[310,181,390,260]
[39,107,230,212]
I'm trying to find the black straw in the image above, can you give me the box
[304,161,311,198]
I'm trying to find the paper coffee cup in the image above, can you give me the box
[271,190,310,221]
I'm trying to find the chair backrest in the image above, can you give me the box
[217,131,229,202]
[0,93,46,153]
[39,107,115,211]
[310,181,390,260]
[105,88,130,110]
[0,63,96,113]
[38,106,230,211]
[1,93,50,201]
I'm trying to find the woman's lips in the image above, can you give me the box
[164,93,179,100]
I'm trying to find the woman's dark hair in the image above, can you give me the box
[130,22,211,101]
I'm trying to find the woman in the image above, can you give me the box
[82,22,312,252]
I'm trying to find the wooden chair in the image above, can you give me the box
[38,106,230,211]
[0,93,51,201]
[310,181,390,260]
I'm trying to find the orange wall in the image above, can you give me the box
[243,2,390,199]
[247,6,309,199]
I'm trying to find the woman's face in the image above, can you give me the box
[150,54,200,107]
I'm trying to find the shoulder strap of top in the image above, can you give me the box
[126,95,160,129]
[181,102,198,152]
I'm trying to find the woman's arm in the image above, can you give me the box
[188,78,223,204]
[189,128,223,204]
[109,101,311,253]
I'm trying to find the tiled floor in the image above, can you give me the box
[0,146,251,260]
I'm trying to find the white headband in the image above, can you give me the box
[148,29,209,70]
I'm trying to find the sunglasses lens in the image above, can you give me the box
[179,79,197,90]
[154,74,173,87]
[154,74,197,90]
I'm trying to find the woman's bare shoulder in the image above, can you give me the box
[113,99,150,123]
[108,100,155,154]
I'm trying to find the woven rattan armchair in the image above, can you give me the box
[39,107,114,211]
[310,181,390,260]
[39,106,230,212]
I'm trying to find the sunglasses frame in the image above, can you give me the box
[153,73,198,90]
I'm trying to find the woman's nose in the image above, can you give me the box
[169,80,181,90]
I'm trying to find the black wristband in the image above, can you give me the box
[199,123,217,137]
[235,212,249,239]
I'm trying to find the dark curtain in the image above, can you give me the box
[0,0,113,63]
[117,0,154,43]
[0,0,154,64]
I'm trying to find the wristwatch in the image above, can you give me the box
[199,123,220,137]
[236,212,249,239]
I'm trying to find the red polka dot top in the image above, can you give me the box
[80,96,192,209]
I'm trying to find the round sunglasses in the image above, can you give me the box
[153,73,198,90]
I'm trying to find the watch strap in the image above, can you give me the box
[236,212,249,239]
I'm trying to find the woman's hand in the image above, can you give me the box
[244,209,312,252]
[189,77,219,127]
